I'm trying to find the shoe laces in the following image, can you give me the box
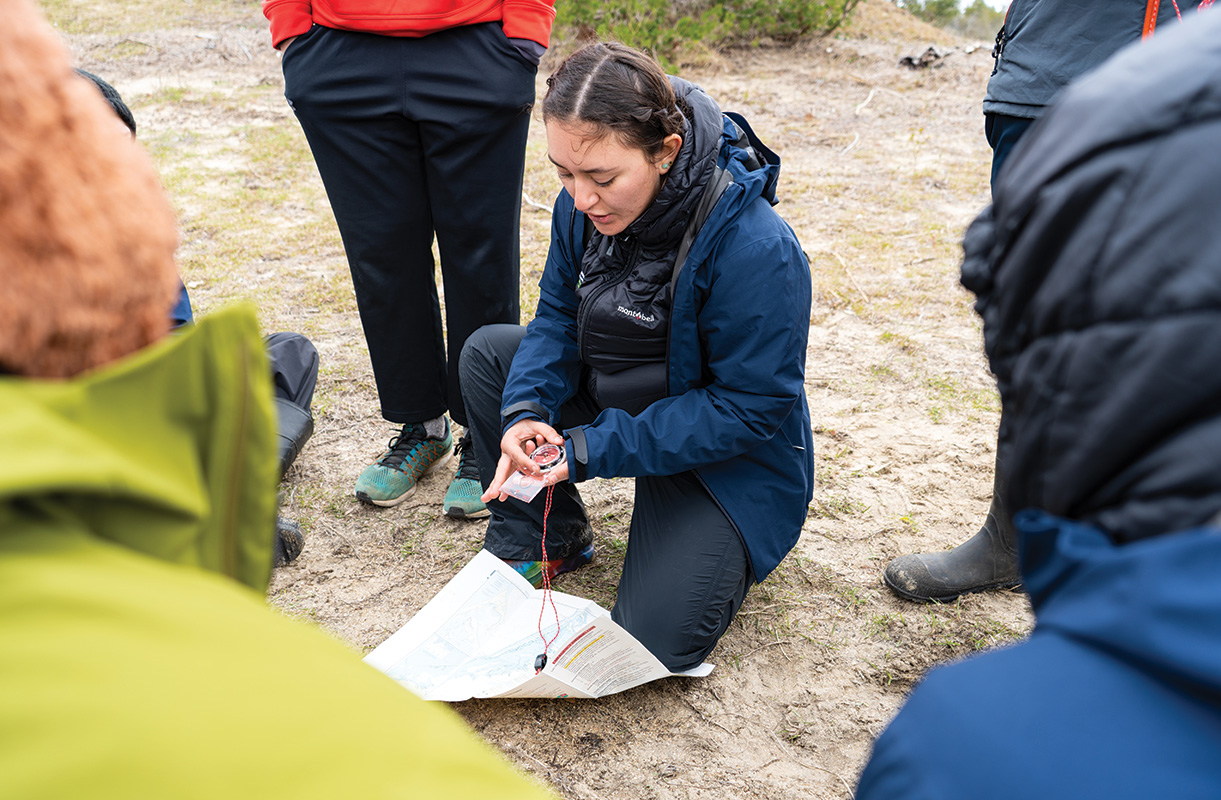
[379,423,427,471]
[454,432,480,482]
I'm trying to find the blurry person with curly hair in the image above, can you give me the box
[0,1,555,796]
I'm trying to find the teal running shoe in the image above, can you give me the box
[354,420,453,507]
[443,432,489,520]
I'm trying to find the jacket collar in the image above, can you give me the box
[620,77,724,252]
[0,305,278,591]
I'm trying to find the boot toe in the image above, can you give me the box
[883,547,1021,604]
[883,554,958,603]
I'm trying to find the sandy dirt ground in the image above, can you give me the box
[64,1,1034,796]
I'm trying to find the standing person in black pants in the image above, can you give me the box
[860,15,1221,795]
[883,0,1211,603]
[264,0,553,518]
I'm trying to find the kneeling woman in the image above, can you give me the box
[460,42,813,672]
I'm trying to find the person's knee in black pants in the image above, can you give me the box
[612,472,753,672]
[458,324,594,567]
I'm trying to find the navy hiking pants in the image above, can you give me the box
[985,113,1035,196]
[282,22,535,427]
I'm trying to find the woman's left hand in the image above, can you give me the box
[481,419,569,503]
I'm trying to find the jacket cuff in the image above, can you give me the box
[500,0,556,47]
[507,38,546,65]
[501,401,550,429]
[263,0,313,48]
[564,427,588,483]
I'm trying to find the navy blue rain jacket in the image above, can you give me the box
[500,101,814,581]
[859,511,1221,800]
[860,13,1221,799]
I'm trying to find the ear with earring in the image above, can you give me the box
[661,162,671,170]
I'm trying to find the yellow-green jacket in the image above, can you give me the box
[0,307,551,799]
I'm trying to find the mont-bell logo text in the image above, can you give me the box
[616,305,656,324]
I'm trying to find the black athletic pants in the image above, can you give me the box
[460,324,755,671]
[282,23,535,427]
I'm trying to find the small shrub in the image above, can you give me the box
[554,0,862,70]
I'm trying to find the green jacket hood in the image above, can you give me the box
[0,304,278,592]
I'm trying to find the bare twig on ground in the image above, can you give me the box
[522,192,553,213]
[815,249,870,303]
[854,87,877,115]
[743,639,796,661]
[679,694,736,736]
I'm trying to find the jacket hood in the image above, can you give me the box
[1020,510,1221,697]
[717,112,781,209]
[961,12,1221,543]
[0,305,278,591]
[668,82,784,275]
[622,76,723,246]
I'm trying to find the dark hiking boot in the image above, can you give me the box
[275,397,314,479]
[273,516,305,567]
[883,467,1020,603]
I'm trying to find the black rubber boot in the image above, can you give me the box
[273,516,305,567]
[883,465,1020,603]
[275,397,314,479]
[271,393,312,569]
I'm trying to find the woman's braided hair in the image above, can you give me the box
[542,42,688,159]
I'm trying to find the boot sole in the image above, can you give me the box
[882,572,1022,604]
[443,505,491,520]
[355,448,454,508]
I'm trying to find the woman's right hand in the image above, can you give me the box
[277,36,299,53]
[481,419,566,503]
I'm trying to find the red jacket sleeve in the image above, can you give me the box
[500,0,555,47]
[263,0,313,49]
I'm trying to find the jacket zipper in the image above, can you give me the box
[991,23,1007,76]
[222,341,252,579]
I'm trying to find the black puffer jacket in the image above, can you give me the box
[963,11,1221,543]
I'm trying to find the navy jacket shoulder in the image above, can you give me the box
[859,514,1221,800]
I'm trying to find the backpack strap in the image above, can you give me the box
[1143,0,1160,39]
[1143,0,1215,38]
[671,166,732,292]
[670,110,781,291]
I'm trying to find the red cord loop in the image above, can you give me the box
[535,485,561,673]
